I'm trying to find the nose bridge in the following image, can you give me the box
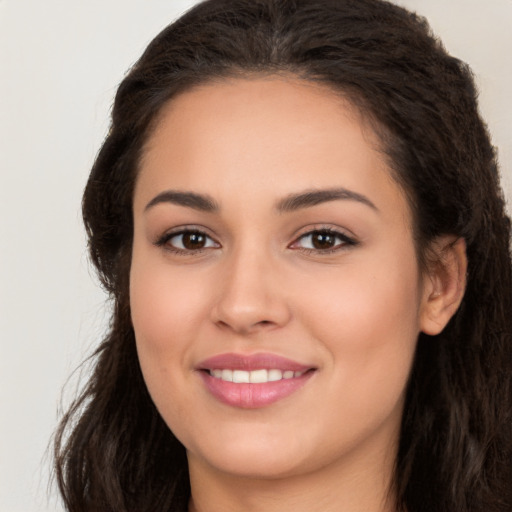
[212,237,290,333]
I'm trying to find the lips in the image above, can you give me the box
[196,353,316,409]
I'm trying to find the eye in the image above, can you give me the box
[290,229,357,253]
[156,229,220,253]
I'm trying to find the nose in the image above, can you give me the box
[210,245,292,335]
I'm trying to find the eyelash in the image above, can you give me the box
[154,226,358,256]
[154,228,219,255]
[290,227,358,254]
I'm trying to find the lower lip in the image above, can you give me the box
[198,371,314,409]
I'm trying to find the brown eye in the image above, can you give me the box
[163,230,219,252]
[311,232,337,250]
[182,232,207,249]
[291,229,356,253]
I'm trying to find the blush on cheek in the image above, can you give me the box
[310,268,420,358]
[131,265,190,337]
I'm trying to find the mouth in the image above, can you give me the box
[208,368,308,383]
[196,353,317,409]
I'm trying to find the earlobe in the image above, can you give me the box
[420,236,467,336]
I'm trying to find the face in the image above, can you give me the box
[130,77,431,482]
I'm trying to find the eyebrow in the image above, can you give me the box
[144,187,377,214]
[276,188,378,213]
[145,190,219,212]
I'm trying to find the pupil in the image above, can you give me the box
[312,232,335,249]
[183,232,205,249]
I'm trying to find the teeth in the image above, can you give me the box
[249,369,268,383]
[232,370,249,383]
[268,369,282,382]
[221,369,233,382]
[210,368,305,383]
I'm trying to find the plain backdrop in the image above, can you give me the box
[1,1,511,511]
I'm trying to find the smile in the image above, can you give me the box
[209,368,305,383]
[197,353,316,408]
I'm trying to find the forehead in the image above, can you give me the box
[144,76,375,161]
[136,76,409,224]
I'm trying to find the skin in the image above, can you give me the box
[130,76,465,512]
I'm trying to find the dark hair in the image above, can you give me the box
[54,0,512,510]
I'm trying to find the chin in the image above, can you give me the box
[193,449,309,480]
[185,425,316,479]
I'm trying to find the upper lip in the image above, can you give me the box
[197,352,314,372]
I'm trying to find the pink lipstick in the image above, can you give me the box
[197,353,316,409]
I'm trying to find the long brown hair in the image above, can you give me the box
[54,1,512,510]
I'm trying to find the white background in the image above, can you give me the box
[1,1,511,511]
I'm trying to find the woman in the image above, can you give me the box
[54,0,512,510]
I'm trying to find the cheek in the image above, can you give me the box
[299,250,422,401]
[130,258,207,350]
[129,248,210,396]
[307,242,422,340]
[129,258,208,427]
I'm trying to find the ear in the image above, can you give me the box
[420,236,467,336]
